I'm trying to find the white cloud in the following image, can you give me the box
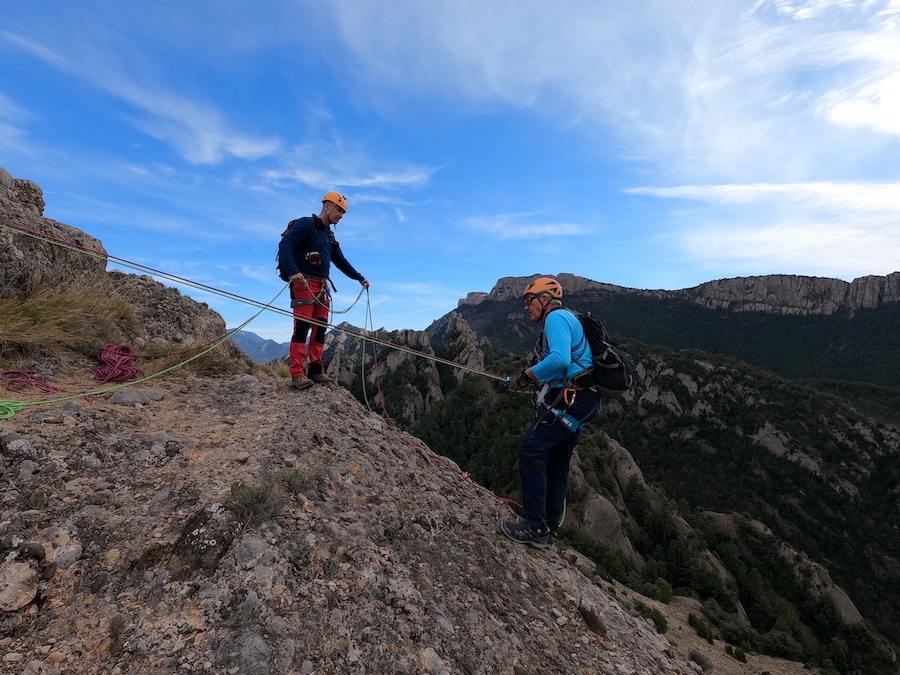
[821,71,900,138]
[326,2,900,181]
[463,214,588,240]
[628,181,900,213]
[679,219,900,277]
[2,31,281,165]
[632,179,900,278]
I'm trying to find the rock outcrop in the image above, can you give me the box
[461,271,900,316]
[0,166,250,370]
[0,166,108,298]
[325,313,487,428]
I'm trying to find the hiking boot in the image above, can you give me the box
[500,518,552,549]
[308,372,331,384]
[548,530,559,546]
[290,377,314,390]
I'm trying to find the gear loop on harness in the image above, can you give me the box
[535,382,598,434]
[290,276,331,308]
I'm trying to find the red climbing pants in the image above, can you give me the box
[288,277,330,379]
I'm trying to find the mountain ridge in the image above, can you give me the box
[459,272,900,316]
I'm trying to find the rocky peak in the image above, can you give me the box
[459,271,900,316]
[426,312,485,381]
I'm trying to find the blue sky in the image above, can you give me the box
[2,1,898,341]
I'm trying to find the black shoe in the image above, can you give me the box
[500,517,551,549]
[309,372,331,384]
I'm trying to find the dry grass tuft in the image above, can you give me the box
[0,281,137,361]
[0,280,253,378]
[225,468,318,527]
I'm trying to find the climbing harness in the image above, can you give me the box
[290,279,331,308]
[290,275,365,315]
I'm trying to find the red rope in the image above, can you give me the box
[92,344,145,383]
[0,370,65,393]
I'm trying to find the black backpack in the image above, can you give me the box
[275,218,317,282]
[570,309,637,397]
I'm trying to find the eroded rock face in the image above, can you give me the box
[461,271,900,316]
[679,273,900,315]
[0,166,108,299]
[108,271,237,349]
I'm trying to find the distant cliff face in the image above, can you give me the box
[672,273,900,315]
[460,271,900,316]
[325,313,486,428]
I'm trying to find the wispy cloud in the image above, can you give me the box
[679,219,899,278]
[463,214,588,240]
[328,1,899,180]
[2,32,281,165]
[633,180,900,277]
[628,181,900,213]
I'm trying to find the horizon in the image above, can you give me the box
[3,2,899,342]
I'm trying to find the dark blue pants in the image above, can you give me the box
[517,389,601,533]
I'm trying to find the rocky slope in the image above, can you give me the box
[0,368,813,675]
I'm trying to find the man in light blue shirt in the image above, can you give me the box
[503,277,602,548]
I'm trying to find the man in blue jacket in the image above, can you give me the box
[503,277,601,547]
[277,191,369,390]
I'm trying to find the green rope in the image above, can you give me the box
[0,400,24,420]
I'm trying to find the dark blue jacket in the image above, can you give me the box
[277,215,364,283]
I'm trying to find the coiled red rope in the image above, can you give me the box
[92,344,145,383]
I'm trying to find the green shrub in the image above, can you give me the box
[688,612,715,643]
[634,601,668,634]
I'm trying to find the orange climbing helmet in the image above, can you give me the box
[524,277,563,301]
[322,191,348,212]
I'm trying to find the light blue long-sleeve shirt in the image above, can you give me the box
[530,308,592,386]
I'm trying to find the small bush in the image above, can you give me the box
[226,481,285,527]
[652,577,673,603]
[688,649,710,672]
[689,612,715,643]
[634,601,668,634]
[265,468,314,494]
[725,644,747,662]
